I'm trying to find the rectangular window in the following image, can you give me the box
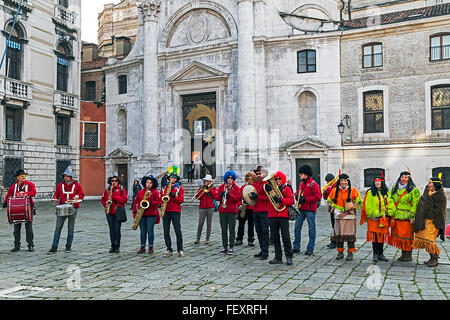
[59,0,69,8]
[430,34,450,61]
[364,168,386,188]
[118,75,127,95]
[57,57,69,92]
[363,91,384,133]
[56,115,70,146]
[85,81,96,101]
[297,50,316,73]
[363,43,383,68]
[3,157,24,188]
[83,123,99,149]
[56,160,71,186]
[6,40,21,80]
[5,106,23,141]
[431,85,450,130]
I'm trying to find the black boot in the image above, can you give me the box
[11,246,20,252]
[424,253,433,265]
[109,246,115,253]
[377,244,388,261]
[372,243,379,262]
[286,256,293,266]
[428,254,439,267]
[403,251,412,262]
[397,250,407,261]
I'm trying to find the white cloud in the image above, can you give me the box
[81,0,121,44]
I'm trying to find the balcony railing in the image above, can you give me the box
[54,91,79,112]
[8,0,33,11]
[3,77,33,102]
[53,4,78,31]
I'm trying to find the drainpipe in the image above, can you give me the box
[340,0,345,23]
[347,0,352,21]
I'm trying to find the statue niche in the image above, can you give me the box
[167,9,231,48]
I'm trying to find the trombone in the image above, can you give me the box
[321,169,341,193]
[192,179,216,201]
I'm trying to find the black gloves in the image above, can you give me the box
[2,202,7,208]
[249,192,258,200]
[219,191,225,198]
[299,197,306,204]
[169,192,175,198]
[265,184,272,192]
[273,196,282,204]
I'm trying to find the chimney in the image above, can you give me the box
[114,36,131,57]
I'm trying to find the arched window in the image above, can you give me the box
[56,42,71,92]
[117,109,127,145]
[5,23,24,80]
[298,91,317,136]
[364,168,385,188]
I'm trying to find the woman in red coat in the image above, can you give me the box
[267,171,295,265]
[101,175,128,253]
[132,175,161,254]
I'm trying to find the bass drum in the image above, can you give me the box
[7,197,32,224]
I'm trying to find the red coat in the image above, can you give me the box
[254,180,270,213]
[160,184,184,213]
[53,181,85,208]
[101,185,128,215]
[196,186,218,209]
[322,181,337,200]
[268,185,295,218]
[133,188,161,223]
[4,180,37,207]
[295,177,321,212]
[240,184,255,211]
[214,182,241,214]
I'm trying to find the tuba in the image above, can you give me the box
[132,189,151,230]
[160,179,175,218]
[263,174,286,212]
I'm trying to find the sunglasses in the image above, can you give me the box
[275,177,281,181]
[111,179,118,182]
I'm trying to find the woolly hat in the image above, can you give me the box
[141,175,158,189]
[274,171,287,185]
[325,173,335,182]
[223,170,237,183]
[298,164,313,177]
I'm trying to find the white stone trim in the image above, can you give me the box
[357,85,390,139]
[425,79,450,136]
[81,122,101,149]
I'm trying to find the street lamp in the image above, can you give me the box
[337,115,351,136]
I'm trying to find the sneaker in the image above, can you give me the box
[248,242,255,247]
[220,248,228,254]
[194,240,200,244]
[254,252,263,258]
[292,249,300,254]
[10,247,20,252]
[346,253,353,261]
[336,252,344,260]
[137,247,145,254]
[227,248,234,255]
[28,246,34,252]
[235,240,243,246]
[178,250,185,257]
[205,240,210,245]
[269,258,282,264]
[327,242,337,249]
[286,257,293,266]
[260,255,268,260]
[305,251,313,256]
[165,250,173,257]
[148,247,154,254]
[65,247,72,253]
[47,247,57,254]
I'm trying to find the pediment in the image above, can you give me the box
[284,138,330,152]
[167,61,228,83]
[108,148,133,159]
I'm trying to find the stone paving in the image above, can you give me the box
[0,200,449,300]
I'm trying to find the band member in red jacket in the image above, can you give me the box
[48,165,85,253]
[267,171,294,265]
[214,170,241,255]
[101,175,128,253]
[253,166,271,260]
[133,175,161,254]
[236,171,257,247]
[3,169,36,252]
[194,174,218,245]
[161,166,185,257]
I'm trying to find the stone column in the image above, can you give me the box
[237,0,257,168]
[137,0,161,157]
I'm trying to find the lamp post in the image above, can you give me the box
[337,115,351,171]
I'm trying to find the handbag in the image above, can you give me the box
[116,206,127,223]
[288,206,300,221]
[344,200,357,212]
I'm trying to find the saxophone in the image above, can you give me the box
[131,188,151,230]
[160,180,174,218]
[105,186,113,214]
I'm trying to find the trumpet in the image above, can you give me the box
[263,174,286,212]
[220,183,232,209]
[321,169,341,193]
[192,179,216,201]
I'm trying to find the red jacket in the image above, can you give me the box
[240,184,255,211]
[322,181,337,200]
[295,177,321,212]
[214,182,241,214]
[133,188,161,223]
[4,180,37,207]
[53,181,85,208]
[268,185,294,218]
[101,185,128,215]
[160,183,184,213]
[196,186,218,209]
[254,180,270,213]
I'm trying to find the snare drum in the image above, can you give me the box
[55,204,74,217]
[7,197,32,224]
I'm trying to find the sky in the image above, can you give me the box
[81,0,121,44]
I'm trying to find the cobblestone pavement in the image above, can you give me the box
[0,200,448,300]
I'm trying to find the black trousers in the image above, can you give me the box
[330,211,336,244]
[269,218,292,260]
[254,211,269,256]
[163,211,183,252]
[236,209,255,243]
[106,213,122,249]
[13,222,34,248]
